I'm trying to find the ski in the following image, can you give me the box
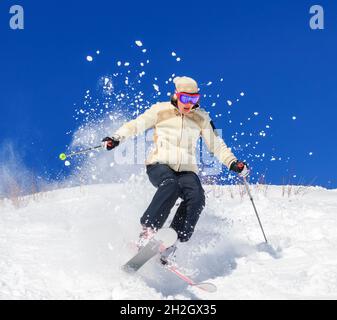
[162,263,217,293]
[123,228,216,293]
[122,228,177,273]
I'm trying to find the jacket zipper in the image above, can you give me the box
[177,114,184,171]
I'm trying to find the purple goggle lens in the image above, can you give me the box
[178,94,200,105]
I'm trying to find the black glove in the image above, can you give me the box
[102,136,120,150]
[230,160,249,178]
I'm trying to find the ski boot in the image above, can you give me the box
[136,226,156,251]
[160,242,178,266]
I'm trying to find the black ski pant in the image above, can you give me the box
[140,163,205,242]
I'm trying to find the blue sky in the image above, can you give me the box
[1,0,337,190]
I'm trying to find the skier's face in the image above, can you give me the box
[176,92,200,114]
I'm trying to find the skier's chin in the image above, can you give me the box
[179,107,192,115]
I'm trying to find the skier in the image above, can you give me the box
[102,76,249,264]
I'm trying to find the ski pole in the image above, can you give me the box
[59,145,102,161]
[242,176,268,243]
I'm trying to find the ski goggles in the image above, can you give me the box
[176,92,200,105]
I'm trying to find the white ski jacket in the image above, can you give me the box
[114,101,237,173]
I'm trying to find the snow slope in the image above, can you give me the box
[1,177,337,300]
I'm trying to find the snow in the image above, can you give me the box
[1,182,337,300]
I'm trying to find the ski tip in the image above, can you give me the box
[121,264,137,274]
[194,282,217,293]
